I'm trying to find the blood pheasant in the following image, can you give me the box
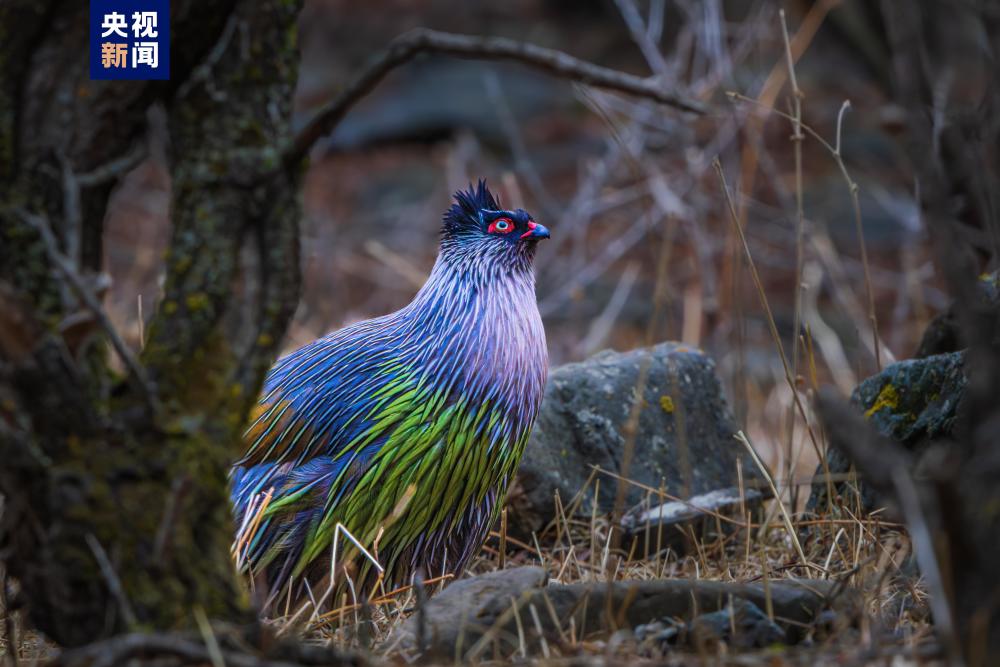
[231,182,549,606]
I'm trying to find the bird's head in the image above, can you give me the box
[440,181,550,270]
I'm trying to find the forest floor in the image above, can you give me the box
[279,473,933,666]
[1,471,936,666]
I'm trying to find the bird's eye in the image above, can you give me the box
[489,218,514,234]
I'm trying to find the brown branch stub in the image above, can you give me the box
[15,208,157,411]
[285,27,707,166]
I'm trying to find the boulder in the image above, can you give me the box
[508,343,763,536]
[388,566,547,659]
[807,350,967,513]
[809,272,998,514]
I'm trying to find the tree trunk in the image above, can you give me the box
[0,0,302,647]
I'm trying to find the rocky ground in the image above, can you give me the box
[274,331,947,665]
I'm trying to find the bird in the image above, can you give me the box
[230,181,549,608]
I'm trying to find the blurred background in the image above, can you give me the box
[102,0,953,487]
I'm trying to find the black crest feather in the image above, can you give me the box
[443,180,501,238]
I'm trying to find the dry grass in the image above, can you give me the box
[0,475,936,665]
[224,464,932,666]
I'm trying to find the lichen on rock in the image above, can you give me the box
[808,350,967,513]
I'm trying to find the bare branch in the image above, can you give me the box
[76,143,147,188]
[285,27,706,166]
[85,533,138,629]
[53,632,323,667]
[15,209,156,410]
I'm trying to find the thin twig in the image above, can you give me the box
[191,607,225,667]
[498,508,508,571]
[734,431,808,566]
[725,0,839,314]
[285,27,705,165]
[363,240,426,289]
[712,160,823,464]
[610,221,673,553]
[16,209,157,411]
[76,143,147,188]
[85,533,138,628]
[835,100,851,156]
[539,210,660,316]
[137,294,145,351]
[483,72,561,219]
[833,99,882,370]
[727,92,884,368]
[176,13,240,101]
[779,8,807,510]
[613,0,671,74]
[528,603,550,659]
[57,152,82,269]
[579,262,639,356]
[153,475,190,565]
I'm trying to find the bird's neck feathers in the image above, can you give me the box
[438,232,538,280]
[401,250,547,403]
[406,251,540,336]
[431,245,536,295]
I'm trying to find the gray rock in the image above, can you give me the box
[807,350,967,513]
[390,573,850,660]
[388,566,547,659]
[508,343,763,536]
[634,598,786,652]
[621,487,765,558]
[687,598,786,649]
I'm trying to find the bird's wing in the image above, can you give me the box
[236,320,426,476]
[230,322,444,569]
[230,318,517,581]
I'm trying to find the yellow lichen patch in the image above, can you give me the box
[659,395,675,414]
[173,255,192,274]
[865,383,900,419]
[185,292,210,311]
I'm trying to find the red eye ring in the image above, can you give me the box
[488,217,514,234]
